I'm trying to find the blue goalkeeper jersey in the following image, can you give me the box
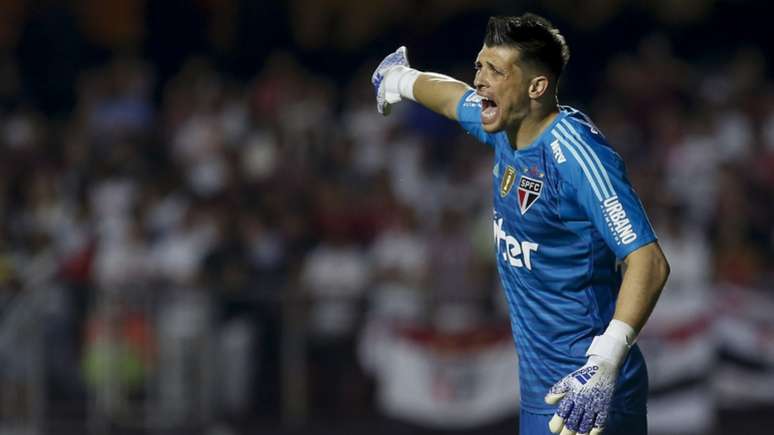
[457,90,656,414]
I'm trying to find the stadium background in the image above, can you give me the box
[0,0,772,434]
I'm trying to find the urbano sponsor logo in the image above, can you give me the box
[602,196,637,245]
[493,217,539,270]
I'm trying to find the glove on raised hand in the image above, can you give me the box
[371,46,419,115]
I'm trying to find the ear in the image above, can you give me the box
[528,75,550,99]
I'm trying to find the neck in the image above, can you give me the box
[506,104,560,150]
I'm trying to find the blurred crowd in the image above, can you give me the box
[0,0,772,434]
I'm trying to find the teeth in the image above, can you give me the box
[481,105,498,123]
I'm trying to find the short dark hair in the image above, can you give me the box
[484,13,570,79]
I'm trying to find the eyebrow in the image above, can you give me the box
[474,58,500,67]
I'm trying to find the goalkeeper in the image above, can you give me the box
[371,13,669,435]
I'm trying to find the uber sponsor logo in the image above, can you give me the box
[493,217,539,270]
[602,196,637,245]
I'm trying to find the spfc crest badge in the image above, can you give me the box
[499,165,516,197]
[517,175,543,214]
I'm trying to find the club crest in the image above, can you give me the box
[517,175,543,214]
[499,165,516,197]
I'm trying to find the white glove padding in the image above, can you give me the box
[544,323,634,435]
[371,46,418,115]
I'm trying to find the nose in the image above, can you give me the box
[474,69,487,91]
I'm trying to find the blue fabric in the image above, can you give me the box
[457,90,656,414]
[519,409,647,435]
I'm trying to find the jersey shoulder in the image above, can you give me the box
[548,107,623,181]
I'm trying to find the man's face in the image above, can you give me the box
[474,45,531,133]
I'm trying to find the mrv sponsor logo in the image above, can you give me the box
[602,196,637,245]
[550,139,566,164]
[493,217,539,270]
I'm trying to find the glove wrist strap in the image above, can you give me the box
[606,319,637,345]
[384,65,420,101]
[586,320,636,367]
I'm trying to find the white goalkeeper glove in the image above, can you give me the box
[544,320,636,435]
[371,46,420,115]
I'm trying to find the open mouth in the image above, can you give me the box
[480,96,499,125]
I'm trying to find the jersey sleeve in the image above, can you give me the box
[456,89,496,148]
[553,118,657,259]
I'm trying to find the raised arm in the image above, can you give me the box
[372,46,471,120]
[413,73,471,120]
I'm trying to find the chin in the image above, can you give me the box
[482,121,503,133]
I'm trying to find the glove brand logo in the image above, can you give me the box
[572,365,599,385]
[493,216,538,270]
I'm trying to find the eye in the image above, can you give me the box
[488,62,503,75]
[474,61,482,71]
